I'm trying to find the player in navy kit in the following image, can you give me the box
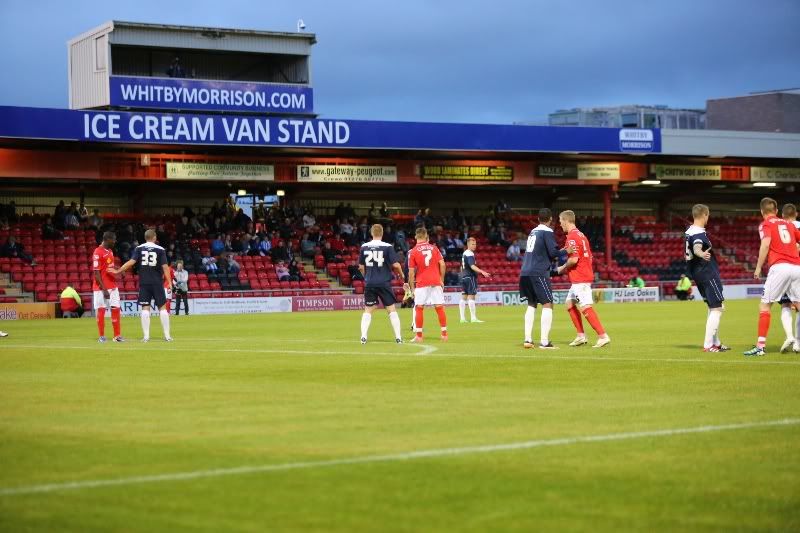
[459,237,491,323]
[519,208,560,349]
[114,229,173,342]
[685,204,729,352]
[358,224,406,344]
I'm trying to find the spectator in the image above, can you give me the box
[258,236,272,256]
[233,208,252,231]
[223,234,234,253]
[379,202,390,218]
[354,223,370,246]
[395,227,409,253]
[279,218,294,240]
[328,231,346,252]
[275,260,291,281]
[339,219,354,237]
[675,274,693,301]
[63,208,80,230]
[177,216,192,239]
[202,256,218,273]
[300,232,317,259]
[1,236,36,265]
[77,202,89,224]
[0,217,9,231]
[344,203,356,219]
[232,234,250,254]
[248,236,261,256]
[41,216,63,240]
[59,284,83,318]
[628,274,646,288]
[226,254,241,274]
[322,241,343,263]
[189,216,204,235]
[506,241,523,262]
[367,203,377,221]
[288,259,304,282]
[488,224,510,248]
[253,202,267,224]
[173,261,189,315]
[88,209,103,230]
[271,240,291,263]
[155,224,171,248]
[53,200,66,229]
[332,202,344,220]
[166,56,185,78]
[302,210,316,229]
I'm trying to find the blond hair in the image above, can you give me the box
[559,210,576,224]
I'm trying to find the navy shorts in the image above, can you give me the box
[696,277,724,308]
[519,275,553,306]
[365,285,396,307]
[779,293,792,305]
[460,276,478,296]
[139,283,167,308]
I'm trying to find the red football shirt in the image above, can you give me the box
[409,242,444,288]
[92,245,117,290]
[565,228,594,283]
[758,215,800,267]
[163,266,175,289]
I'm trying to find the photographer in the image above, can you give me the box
[173,260,189,315]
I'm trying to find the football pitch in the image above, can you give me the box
[1,300,799,532]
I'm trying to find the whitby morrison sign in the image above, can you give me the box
[0,106,661,153]
[109,76,314,115]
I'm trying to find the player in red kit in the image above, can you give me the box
[744,197,800,356]
[557,210,611,348]
[408,227,448,342]
[164,264,175,314]
[92,231,124,342]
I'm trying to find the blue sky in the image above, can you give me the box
[0,0,797,123]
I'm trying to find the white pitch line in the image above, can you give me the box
[2,344,798,365]
[1,418,797,497]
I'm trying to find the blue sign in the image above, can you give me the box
[109,76,313,114]
[0,106,661,153]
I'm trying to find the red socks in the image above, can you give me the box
[568,306,584,334]
[96,307,106,337]
[414,305,448,337]
[111,307,121,338]
[582,307,606,336]
[414,306,424,337]
[757,310,770,347]
[435,305,447,332]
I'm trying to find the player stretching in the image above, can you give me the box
[777,203,800,353]
[408,227,448,342]
[358,224,406,344]
[685,204,729,352]
[114,229,173,342]
[519,208,559,349]
[557,210,611,348]
[459,237,491,323]
[92,231,124,343]
[745,198,800,356]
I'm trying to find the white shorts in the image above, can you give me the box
[761,263,800,304]
[566,283,594,306]
[164,287,172,300]
[414,285,445,306]
[93,288,120,310]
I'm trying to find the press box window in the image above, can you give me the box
[95,36,107,71]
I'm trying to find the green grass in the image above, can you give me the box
[1,300,799,532]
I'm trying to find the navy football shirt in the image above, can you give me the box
[359,240,398,287]
[133,242,168,286]
[685,225,719,281]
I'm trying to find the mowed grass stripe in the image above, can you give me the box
[1,418,796,497]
